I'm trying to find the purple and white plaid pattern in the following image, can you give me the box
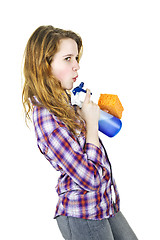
[33,106,120,220]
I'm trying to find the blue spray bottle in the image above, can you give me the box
[71,82,122,138]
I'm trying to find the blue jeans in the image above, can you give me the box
[56,211,138,240]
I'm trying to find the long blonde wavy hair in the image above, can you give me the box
[22,25,84,136]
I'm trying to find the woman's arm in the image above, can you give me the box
[47,127,103,191]
[33,106,107,192]
[77,89,100,148]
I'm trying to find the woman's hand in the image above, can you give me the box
[77,89,100,147]
[77,89,100,128]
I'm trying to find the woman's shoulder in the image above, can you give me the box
[33,105,65,136]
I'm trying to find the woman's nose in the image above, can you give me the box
[73,61,80,71]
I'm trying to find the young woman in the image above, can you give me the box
[22,25,138,240]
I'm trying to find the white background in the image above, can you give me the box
[1,0,160,239]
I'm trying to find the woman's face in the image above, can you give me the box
[51,38,80,90]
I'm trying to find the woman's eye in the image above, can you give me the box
[65,57,71,61]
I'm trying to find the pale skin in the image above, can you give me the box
[51,38,100,148]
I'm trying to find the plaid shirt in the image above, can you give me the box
[33,105,120,220]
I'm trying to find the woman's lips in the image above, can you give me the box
[73,76,78,82]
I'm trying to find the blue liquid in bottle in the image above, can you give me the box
[99,110,122,137]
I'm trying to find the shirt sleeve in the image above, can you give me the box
[45,127,105,191]
[33,106,107,191]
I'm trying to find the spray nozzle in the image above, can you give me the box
[72,82,92,95]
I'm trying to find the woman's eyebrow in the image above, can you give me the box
[63,54,73,57]
[63,54,78,57]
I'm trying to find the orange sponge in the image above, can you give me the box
[98,94,124,119]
